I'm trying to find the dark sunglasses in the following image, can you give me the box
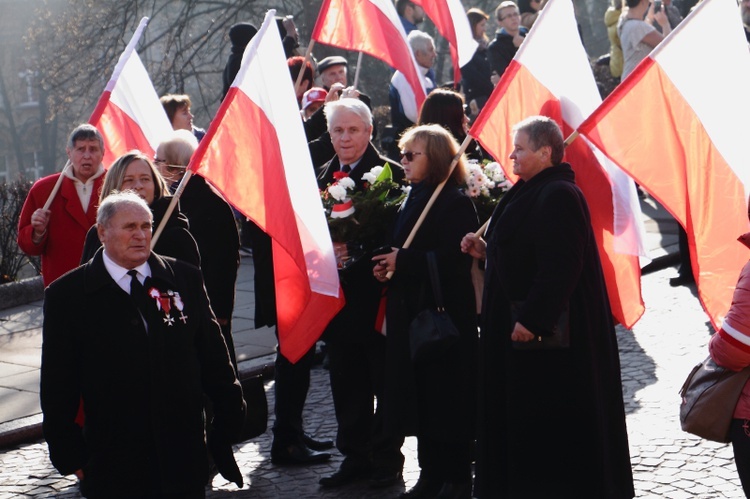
[400,151,424,161]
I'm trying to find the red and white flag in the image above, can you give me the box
[412,0,478,83]
[188,10,344,363]
[311,0,427,111]
[578,0,750,330]
[470,0,645,328]
[89,17,173,167]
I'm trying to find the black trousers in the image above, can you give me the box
[272,344,316,446]
[730,418,750,496]
[326,331,404,471]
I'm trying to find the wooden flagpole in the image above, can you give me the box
[352,51,364,90]
[151,170,193,248]
[42,161,72,211]
[294,40,316,96]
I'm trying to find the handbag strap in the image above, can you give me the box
[426,252,446,311]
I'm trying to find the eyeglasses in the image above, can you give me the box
[500,12,521,20]
[400,151,424,162]
[153,157,187,173]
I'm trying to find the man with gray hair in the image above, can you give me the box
[18,124,107,286]
[388,30,437,154]
[317,98,406,489]
[41,190,246,497]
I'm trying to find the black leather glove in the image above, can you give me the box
[207,432,244,488]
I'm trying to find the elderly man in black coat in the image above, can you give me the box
[40,191,246,498]
[317,98,406,489]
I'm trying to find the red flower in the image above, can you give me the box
[333,171,349,180]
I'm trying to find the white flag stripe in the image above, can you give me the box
[237,10,339,297]
[109,52,173,153]
[446,0,478,67]
[653,0,750,194]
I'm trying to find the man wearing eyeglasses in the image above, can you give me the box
[487,1,528,81]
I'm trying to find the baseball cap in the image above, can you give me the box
[302,87,328,110]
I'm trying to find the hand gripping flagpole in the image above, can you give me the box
[473,130,580,239]
[385,134,473,280]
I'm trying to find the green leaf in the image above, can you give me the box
[375,163,393,183]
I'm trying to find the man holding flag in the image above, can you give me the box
[18,124,106,286]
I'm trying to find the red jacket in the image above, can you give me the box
[17,173,103,286]
[709,234,750,418]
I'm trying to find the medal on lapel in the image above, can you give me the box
[148,287,177,326]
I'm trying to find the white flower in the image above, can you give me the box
[468,186,481,197]
[362,166,384,184]
[338,177,356,190]
[327,184,348,201]
[401,185,412,195]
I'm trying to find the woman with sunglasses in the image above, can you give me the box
[372,125,478,499]
[81,150,199,267]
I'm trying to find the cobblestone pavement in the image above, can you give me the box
[0,266,746,498]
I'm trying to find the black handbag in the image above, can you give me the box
[409,252,460,363]
[238,372,269,441]
[679,356,750,443]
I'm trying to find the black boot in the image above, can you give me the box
[434,481,471,499]
[400,474,443,499]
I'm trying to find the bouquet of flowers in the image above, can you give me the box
[464,159,512,224]
[321,163,407,269]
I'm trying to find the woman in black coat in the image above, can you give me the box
[372,125,478,499]
[81,151,200,268]
[461,117,634,498]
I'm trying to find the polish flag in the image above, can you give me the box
[412,0,478,83]
[89,17,173,168]
[578,0,750,330]
[311,0,427,111]
[470,0,645,328]
[188,10,344,363]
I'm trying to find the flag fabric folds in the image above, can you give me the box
[411,0,478,83]
[189,10,344,363]
[470,0,645,328]
[578,0,750,330]
[89,17,173,168]
[311,0,427,111]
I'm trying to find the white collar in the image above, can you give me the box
[102,251,151,293]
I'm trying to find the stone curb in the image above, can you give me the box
[0,354,278,450]
[0,276,43,311]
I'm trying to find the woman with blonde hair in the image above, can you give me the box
[373,124,478,499]
[81,150,199,266]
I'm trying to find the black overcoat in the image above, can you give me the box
[40,250,245,497]
[381,181,478,441]
[474,164,634,498]
[317,143,403,343]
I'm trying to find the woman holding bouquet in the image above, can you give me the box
[372,125,478,499]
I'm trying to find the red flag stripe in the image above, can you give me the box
[580,61,747,329]
[311,0,427,111]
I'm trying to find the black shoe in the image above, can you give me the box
[319,464,371,488]
[399,476,443,498]
[369,468,402,488]
[669,274,694,287]
[435,481,471,499]
[270,442,331,466]
[302,432,334,451]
